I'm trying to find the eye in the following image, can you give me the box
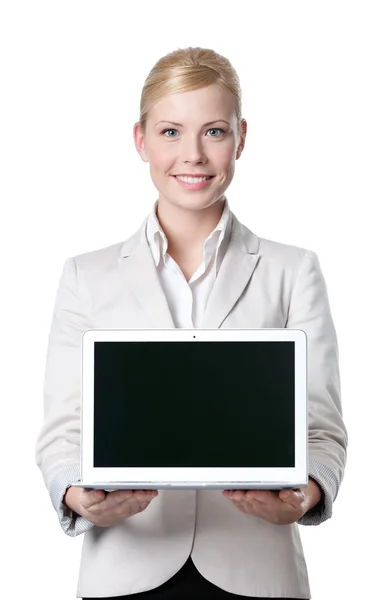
[161,128,178,137]
[207,128,225,137]
[160,128,225,138]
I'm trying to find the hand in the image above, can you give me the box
[223,478,321,525]
[64,487,158,527]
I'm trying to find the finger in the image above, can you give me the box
[244,490,274,504]
[104,490,147,509]
[233,498,263,516]
[279,489,304,508]
[226,490,257,501]
[279,489,304,504]
[82,489,106,506]
[225,490,270,506]
[244,491,286,513]
[230,490,246,500]
[232,499,250,513]
[134,491,158,502]
[113,490,154,502]
[104,490,132,504]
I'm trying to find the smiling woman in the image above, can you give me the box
[133,82,246,235]
[131,51,247,273]
[36,45,346,600]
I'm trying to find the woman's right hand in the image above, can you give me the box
[64,486,158,527]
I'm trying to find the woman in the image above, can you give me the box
[35,46,347,599]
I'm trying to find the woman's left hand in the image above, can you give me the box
[223,477,322,525]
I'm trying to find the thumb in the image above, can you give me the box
[279,489,303,509]
[83,488,105,504]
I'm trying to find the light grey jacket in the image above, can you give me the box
[35,211,347,599]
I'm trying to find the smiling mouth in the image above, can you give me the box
[171,175,215,180]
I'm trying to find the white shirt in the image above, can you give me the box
[146,198,232,328]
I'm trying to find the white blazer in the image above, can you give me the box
[35,210,347,599]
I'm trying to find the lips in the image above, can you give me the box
[171,175,214,179]
[171,175,215,191]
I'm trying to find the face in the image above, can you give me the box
[134,83,247,213]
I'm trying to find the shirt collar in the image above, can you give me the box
[146,198,232,268]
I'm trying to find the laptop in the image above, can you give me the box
[70,328,308,491]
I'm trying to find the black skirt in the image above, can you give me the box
[82,554,307,599]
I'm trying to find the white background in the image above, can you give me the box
[1,1,379,599]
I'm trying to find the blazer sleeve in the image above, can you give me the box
[35,257,95,536]
[285,250,348,526]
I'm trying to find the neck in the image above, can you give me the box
[156,197,226,259]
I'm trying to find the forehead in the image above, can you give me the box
[148,84,235,124]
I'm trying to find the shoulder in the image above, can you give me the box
[72,240,125,274]
[69,217,146,276]
[234,215,318,270]
[258,235,318,272]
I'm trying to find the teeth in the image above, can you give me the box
[176,175,211,183]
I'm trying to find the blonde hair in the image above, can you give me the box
[139,46,243,136]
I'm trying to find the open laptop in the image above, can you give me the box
[70,328,308,491]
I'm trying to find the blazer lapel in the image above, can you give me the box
[117,217,175,328]
[117,212,261,330]
[200,214,261,329]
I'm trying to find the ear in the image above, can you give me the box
[236,119,247,160]
[133,122,149,163]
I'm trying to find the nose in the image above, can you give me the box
[179,134,208,165]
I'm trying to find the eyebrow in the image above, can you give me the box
[155,120,230,127]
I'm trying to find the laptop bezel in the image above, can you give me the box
[79,328,308,489]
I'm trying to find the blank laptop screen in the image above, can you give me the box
[93,341,295,469]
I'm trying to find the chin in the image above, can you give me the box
[162,195,221,211]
